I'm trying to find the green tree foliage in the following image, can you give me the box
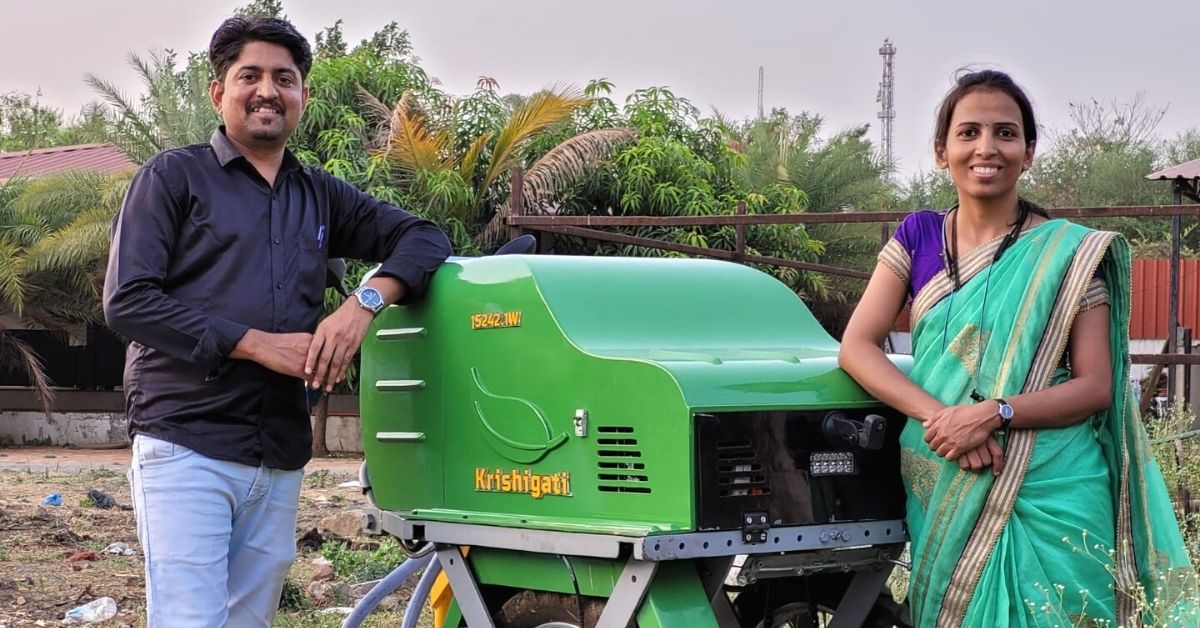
[379,81,634,253]
[547,91,896,301]
[0,93,108,153]
[84,49,218,163]
[235,0,286,18]
[0,171,130,412]
[1021,95,1199,254]
[896,169,957,211]
[1165,130,1200,166]
[724,108,891,328]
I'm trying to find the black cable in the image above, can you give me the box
[559,555,586,625]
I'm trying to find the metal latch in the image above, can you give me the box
[741,511,769,544]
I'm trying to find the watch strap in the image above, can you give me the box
[353,286,385,314]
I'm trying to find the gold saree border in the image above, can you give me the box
[934,228,1116,627]
[909,223,1044,329]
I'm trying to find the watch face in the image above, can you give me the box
[999,404,1014,419]
[358,287,383,310]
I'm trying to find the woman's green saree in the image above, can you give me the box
[880,219,1196,626]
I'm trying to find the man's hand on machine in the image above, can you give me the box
[305,299,374,392]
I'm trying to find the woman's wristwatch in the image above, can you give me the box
[996,399,1014,430]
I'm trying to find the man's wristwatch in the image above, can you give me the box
[352,286,385,315]
[996,399,1014,430]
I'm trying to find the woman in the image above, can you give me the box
[839,70,1195,626]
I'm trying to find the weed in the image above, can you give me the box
[83,468,121,481]
[279,577,308,612]
[319,536,408,582]
[1016,404,1200,626]
[306,469,330,489]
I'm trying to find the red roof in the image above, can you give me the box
[0,143,135,182]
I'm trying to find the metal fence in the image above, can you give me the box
[506,202,1200,409]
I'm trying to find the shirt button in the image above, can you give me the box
[273,236,281,244]
[275,282,283,290]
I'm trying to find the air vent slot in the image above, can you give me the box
[596,425,650,494]
[715,439,769,498]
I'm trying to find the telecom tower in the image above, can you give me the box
[876,38,896,171]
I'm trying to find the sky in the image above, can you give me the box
[1,0,1195,180]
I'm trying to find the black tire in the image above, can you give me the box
[733,574,910,628]
[494,590,608,628]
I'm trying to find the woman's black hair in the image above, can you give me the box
[209,16,313,82]
[934,69,1038,153]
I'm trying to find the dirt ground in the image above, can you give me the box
[0,446,418,627]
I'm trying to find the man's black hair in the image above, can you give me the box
[209,16,313,81]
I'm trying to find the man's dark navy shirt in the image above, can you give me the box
[103,128,451,470]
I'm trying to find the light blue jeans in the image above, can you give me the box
[128,435,303,627]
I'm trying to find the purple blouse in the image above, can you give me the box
[890,210,946,300]
[880,210,1107,308]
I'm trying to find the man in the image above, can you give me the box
[103,16,450,627]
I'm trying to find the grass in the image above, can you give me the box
[319,536,409,582]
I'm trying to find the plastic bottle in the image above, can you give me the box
[63,597,117,624]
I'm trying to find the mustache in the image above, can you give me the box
[246,98,284,114]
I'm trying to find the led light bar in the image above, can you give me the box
[808,450,858,476]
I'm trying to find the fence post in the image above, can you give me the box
[735,202,746,261]
[1185,328,1195,429]
[508,166,525,241]
[1168,184,1182,408]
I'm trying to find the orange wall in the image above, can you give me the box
[1131,259,1200,340]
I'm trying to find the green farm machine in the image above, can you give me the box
[355,254,912,627]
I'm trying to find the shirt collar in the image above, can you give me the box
[210,126,302,174]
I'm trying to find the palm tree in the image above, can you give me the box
[370,84,635,251]
[0,171,129,415]
[727,110,894,333]
[85,49,218,163]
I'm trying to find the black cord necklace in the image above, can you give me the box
[941,201,1031,403]
[946,200,1029,293]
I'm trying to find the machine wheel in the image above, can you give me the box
[733,575,910,628]
[494,590,607,628]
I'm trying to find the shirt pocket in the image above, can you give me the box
[298,240,328,308]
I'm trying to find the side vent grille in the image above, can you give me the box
[716,439,769,498]
[596,426,650,494]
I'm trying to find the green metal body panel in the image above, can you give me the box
[438,549,717,628]
[360,255,910,535]
[460,549,625,597]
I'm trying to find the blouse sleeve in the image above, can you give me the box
[1079,276,1109,311]
[878,215,916,285]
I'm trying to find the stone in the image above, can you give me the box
[311,565,335,582]
[318,510,366,539]
[349,579,381,597]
